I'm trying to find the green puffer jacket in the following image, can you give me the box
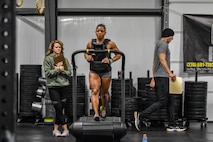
[43,53,72,87]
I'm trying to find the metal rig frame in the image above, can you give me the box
[0,0,16,141]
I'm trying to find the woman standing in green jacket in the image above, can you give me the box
[43,40,72,137]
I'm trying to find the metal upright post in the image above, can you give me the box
[0,0,16,141]
[120,52,126,123]
[162,0,169,29]
[45,0,58,52]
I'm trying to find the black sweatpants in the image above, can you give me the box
[141,77,176,125]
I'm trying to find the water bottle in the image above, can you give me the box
[142,133,148,142]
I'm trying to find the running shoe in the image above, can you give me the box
[166,126,187,132]
[53,130,61,137]
[100,106,106,118]
[93,114,101,121]
[61,130,69,137]
[134,111,141,131]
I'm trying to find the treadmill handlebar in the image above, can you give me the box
[71,49,125,73]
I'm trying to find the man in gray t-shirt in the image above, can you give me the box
[153,39,170,77]
[134,28,186,132]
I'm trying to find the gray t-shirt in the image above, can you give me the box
[153,40,170,77]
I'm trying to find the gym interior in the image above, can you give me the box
[1,0,213,142]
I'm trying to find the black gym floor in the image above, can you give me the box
[16,121,213,142]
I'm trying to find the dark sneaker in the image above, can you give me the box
[94,114,101,121]
[142,118,151,128]
[166,126,187,132]
[134,111,141,131]
[100,106,106,118]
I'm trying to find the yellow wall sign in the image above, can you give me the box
[186,62,213,68]
[185,62,213,72]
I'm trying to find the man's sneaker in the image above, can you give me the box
[142,118,151,128]
[166,126,187,132]
[53,130,61,137]
[100,106,106,118]
[134,111,141,131]
[93,114,101,121]
[61,130,69,137]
